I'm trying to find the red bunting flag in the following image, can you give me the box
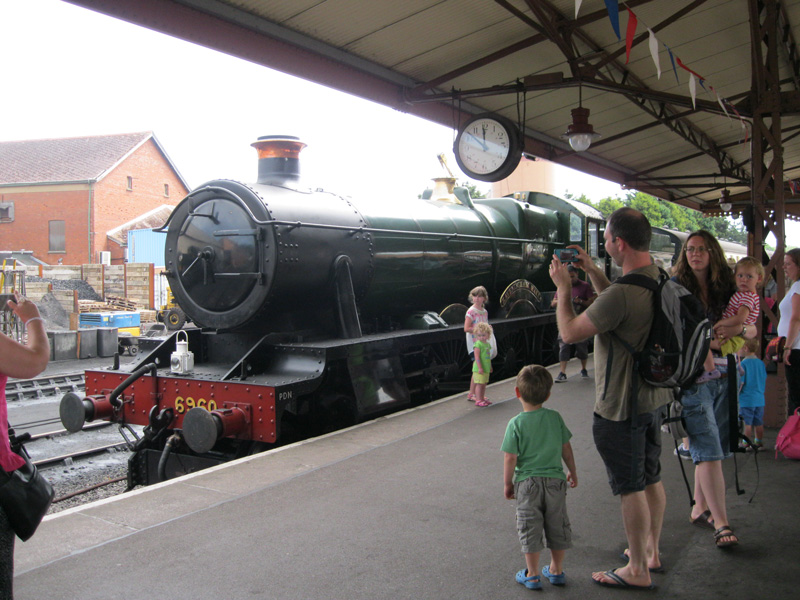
[675,57,705,84]
[789,180,799,195]
[625,8,638,64]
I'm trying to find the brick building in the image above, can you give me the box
[0,132,189,265]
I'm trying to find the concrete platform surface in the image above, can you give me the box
[12,358,800,599]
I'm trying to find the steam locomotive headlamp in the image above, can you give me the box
[170,330,194,374]
[454,113,523,182]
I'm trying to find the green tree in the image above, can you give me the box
[578,190,747,245]
[459,181,487,199]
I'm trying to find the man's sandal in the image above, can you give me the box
[714,525,739,548]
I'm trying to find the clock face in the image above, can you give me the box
[454,113,521,182]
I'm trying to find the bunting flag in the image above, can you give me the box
[605,0,621,40]
[648,29,661,78]
[789,180,799,195]
[625,8,638,64]
[666,46,679,84]
[710,86,731,121]
[676,57,705,86]
[598,5,747,145]
[575,0,583,20]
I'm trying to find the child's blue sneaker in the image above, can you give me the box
[515,569,543,590]
[541,565,566,585]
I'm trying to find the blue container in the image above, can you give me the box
[80,312,140,328]
[128,228,166,267]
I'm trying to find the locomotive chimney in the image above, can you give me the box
[251,135,307,185]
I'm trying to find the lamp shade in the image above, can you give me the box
[720,189,732,212]
[562,107,601,152]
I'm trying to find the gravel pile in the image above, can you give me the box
[26,276,103,301]
[36,292,71,330]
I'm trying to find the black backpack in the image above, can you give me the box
[614,268,712,390]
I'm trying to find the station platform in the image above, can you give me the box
[12,358,800,599]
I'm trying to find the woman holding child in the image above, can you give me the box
[779,248,800,416]
[672,230,756,549]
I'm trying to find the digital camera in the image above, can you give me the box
[555,248,578,262]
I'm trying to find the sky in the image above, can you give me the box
[1,0,797,247]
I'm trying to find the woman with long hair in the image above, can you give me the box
[673,230,747,549]
[779,248,800,415]
[1,292,49,600]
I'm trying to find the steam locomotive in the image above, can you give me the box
[60,136,605,487]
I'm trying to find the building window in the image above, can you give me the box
[127,176,133,191]
[0,201,13,223]
[164,183,169,197]
[49,220,66,252]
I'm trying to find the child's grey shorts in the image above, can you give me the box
[514,476,572,553]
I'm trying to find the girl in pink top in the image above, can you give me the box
[464,286,489,402]
[1,292,50,599]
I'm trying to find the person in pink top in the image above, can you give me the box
[1,292,49,600]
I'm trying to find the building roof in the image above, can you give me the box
[63,0,800,222]
[0,131,189,189]
[0,250,47,267]
[106,204,175,246]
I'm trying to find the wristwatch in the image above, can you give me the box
[741,325,747,337]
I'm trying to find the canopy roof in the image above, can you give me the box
[66,0,800,221]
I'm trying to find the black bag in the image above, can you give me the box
[615,268,712,390]
[0,436,54,541]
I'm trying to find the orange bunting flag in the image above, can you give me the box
[625,8,638,64]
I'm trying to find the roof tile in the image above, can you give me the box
[0,132,152,185]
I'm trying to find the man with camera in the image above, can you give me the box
[550,264,596,382]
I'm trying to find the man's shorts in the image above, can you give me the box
[557,336,589,362]
[740,405,764,427]
[681,378,732,463]
[514,476,572,553]
[592,409,662,496]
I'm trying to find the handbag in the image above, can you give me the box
[663,398,688,440]
[776,408,800,460]
[765,336,786,363]
[0,437,54,541]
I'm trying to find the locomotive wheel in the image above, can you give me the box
[427,338,472,393]
[165,308,186,330]
[533,322,560,368]
[494,327,533,380]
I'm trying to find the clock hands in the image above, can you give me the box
[466,132,488,151]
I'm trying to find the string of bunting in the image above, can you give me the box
[576,0,750,144]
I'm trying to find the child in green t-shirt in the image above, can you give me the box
[472,321,493,407]
[502,365,578,590]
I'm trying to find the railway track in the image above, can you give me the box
[5,372,85,402]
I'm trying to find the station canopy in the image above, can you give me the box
[68,0,800,222]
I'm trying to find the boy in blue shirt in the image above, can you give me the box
[739,338,767,450]
[502,365,578,590]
